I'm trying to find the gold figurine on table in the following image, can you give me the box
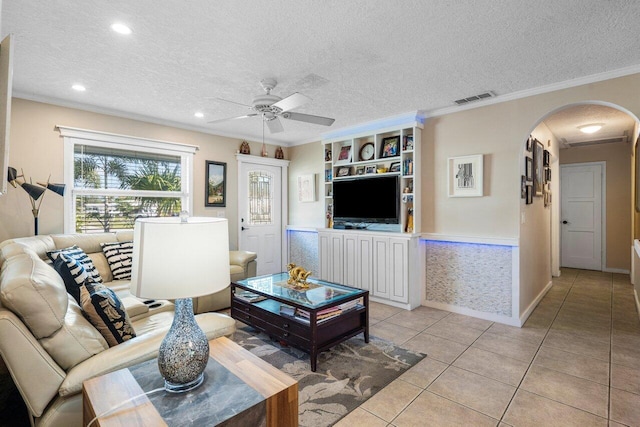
[287,263,312,289]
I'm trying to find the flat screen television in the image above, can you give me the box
[333,175,399,225]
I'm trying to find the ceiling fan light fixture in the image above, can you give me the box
[578,124,604,134]
[111,22,133,35]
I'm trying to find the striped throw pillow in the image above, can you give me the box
[47,245,103,284]
[52,252,89,304]
[100,241,133,280]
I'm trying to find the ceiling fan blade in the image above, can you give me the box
[272,92,311,112]
[207,113,258,124]
[210,97,253,109]
[282,112,335,126]
[266,117,284,133]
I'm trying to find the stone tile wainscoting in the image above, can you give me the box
[286,227,319,274]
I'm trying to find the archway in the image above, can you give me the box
[521,101,640,278]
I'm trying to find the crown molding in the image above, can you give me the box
[426,64,640,118]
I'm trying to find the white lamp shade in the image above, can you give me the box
[131,217,231,300]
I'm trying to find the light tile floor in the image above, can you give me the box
[334,268,640,426]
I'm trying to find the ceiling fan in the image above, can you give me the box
[208,78,335,133]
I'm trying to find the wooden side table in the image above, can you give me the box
[83,336,298,426]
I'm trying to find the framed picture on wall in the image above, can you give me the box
[526,185,533,204]
[447,154,484,197]
[533,139,544,196]
[543,149,550,167]
[297,174,316,202]
[525,157,533,181]
[205,160,226,207]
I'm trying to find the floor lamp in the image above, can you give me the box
[7,167,65,235]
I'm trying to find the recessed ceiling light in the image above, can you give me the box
[194,112,204,118]
[111,23,132,35]
[578,124,603,134]
[72,84,86,92]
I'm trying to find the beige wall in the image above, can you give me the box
[560,142,632,271]
[288,140,325,227]
[0,98,287,248]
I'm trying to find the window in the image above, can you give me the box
[58,127,196,233]
[248,170,273,225]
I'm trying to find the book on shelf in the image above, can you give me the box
[279,304,296,316]
[234,290,266,303]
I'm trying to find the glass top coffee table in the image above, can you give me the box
[231,272,369,372]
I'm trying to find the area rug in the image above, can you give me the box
[231,327,425,427]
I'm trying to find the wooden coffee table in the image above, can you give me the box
[83,336,298,426]
[231,272,369,372]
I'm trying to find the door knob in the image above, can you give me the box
[562,220,568,224]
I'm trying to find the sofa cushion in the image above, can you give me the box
[51,253,88,304]
[80,280,136,347]
[0,252,108,370]
[100,241,133,280]
[47,246,103,284]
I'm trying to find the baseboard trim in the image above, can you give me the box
[603,267,630,274]
[421,300,520,327]
[519,280,553,327]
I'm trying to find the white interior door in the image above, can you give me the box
[560,163,603,270]
[239,162,282,275]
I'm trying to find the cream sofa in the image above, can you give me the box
[0,232,240,427]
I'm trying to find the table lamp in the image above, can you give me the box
[131,215,230,393]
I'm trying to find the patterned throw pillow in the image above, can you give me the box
[51,253,88,304]
[80,280,136,347]
[47,245,103,284]
[100,241,133,280]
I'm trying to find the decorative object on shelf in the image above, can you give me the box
[325,148,332,162]
[526,185,533,204]
[403,135,414,151]
[521,175,526,199]
[131,215,230,393]
[359,142,375,161]
[287,263,312,289]
[405,207,414,233]
[325,169,332,182]
[275,146,284,159]
[533,139,544,196]
[239,140,250,154]
[7,166,65,235]
[447,154,484,197]
[335,143,353,165]
[337,166,351,177]
[525,156,533,181]
[376,166,388,174]
[543,149,550,167]
[390,162,401,173]
[380,136,400,158]
[364,165,376,174]
[205,160,226,207]
[326,204,333,228]
[355,166,365,175]
[526,135,533,152]
[297,174,316,202]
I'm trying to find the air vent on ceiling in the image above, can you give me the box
[454,91,495,106]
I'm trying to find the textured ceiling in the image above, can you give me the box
[2,1,640,145]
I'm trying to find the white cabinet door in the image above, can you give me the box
[329,234,344,284]
[357,235,373,291]
[318,232,330,281]
[389,237,409,303]
[372,237,390,299]
[344,234,358,288]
